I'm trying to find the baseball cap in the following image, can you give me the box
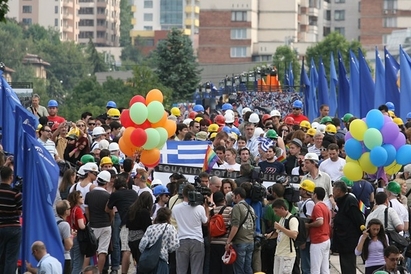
[196,131,208,141]
[304,153,319,163]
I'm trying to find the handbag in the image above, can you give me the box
[77,224,98,257]
[384,207,409,251]
[137,224,168,273]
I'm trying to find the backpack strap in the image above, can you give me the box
[384,207,388,231]
[284,215,296,253]
[218,206,227,215]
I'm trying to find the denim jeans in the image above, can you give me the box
[70,236,84,274]
[111,213,121,270]
[232,242,254,274]
[0,226,22,274]
[300,242,311,274]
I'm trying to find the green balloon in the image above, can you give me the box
[143,128,160,150]
[130,102,148,125]
[156,127,168,148]
[147,101,165,123]
[363,128,383,150]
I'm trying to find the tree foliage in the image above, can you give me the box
[87,38,108,74]
[119,0,132,47]
[305,32,365,77]
[0,0,9,23]
[272,45,301,87]
[152,28,201,101]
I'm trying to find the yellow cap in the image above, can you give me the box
[306,128,316,136]
[208,124,219,133]
[388,110,396,118]
[393,117,404,126]
[194,117,203,122]
[170,107,181,117]
[325,124,337,134]
[107,108,120,118]
[210,132,217,139]
[300,120,311,129]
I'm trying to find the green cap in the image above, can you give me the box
[387,181,401,195]
[320,116,333,125]
[111,155,119,165]
[342,113,353,123]
[80,154,95,164]
[340,176,353,188]
[266,129,278,139]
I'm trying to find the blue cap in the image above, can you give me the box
[48,100,58,108]
[222,103,233,111]
[407,112,411,119]
[231,127,241,136]
[222,126,232,134]
[292,100,303,108]
[386,101,395,111]
[193,104,204,112]
[106,101,117,108]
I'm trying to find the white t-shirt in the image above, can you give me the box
[390,198,409,223]
[220,163,241,171]
[69,181,93,212]
[319,157,346,182]
[171,201,208,242]
[132,186,155,203]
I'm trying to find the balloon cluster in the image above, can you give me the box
[118,89,176,167]
[343,109,411,181]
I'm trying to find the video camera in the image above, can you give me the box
[188,178,212,206]
[251,166,264,184]
[279,175,300,204]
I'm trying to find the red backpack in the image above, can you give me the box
[209,206,227,237]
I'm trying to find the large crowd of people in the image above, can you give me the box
[1,93,411,274]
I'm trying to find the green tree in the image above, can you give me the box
[119,0,132,47]
[272,45,301,89]
[120,44,143,63]
[23,24,60,44]
[305,32,365,77]
[152,28,201,101]
[87,38,108,73]
[0,1,9,23]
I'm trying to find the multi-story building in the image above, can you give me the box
[360,0,411,50]
[78,0,120,47]
[7,0,79,43]
[130,0,200,52]
[329,0,361,42]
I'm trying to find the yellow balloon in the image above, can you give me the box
[349,119,368,141]
[343,162,363,181]
[384,160,402,175]
[358,152,377,174]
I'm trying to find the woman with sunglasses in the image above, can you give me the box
[67,191,87,274]
[64,137,90,165]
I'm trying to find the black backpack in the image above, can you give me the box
[284,214,308,252]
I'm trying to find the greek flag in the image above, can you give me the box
[160,141,211,167]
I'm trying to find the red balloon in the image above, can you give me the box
[145,159,160,168]
[130,128,147,147]
[120,109,136,128]
[129,95,146,107]
[135,119,151,130]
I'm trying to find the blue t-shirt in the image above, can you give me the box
[245,198,263,234]
[258,160,285,175]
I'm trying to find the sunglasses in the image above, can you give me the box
[293,108,301,110]
[282,129,289,132]
[44,129,52,133]
[77,124,85,127]
[88,123,95,126]
[265,127,273,130]
[320,148,327,152]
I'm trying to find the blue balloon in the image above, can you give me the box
[382,144,396,166]
[370,146,388,167]
[396,144,411,165]
[366,109,384,130]
[345,138,363,160]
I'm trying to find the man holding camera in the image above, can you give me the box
[172,184,209,274]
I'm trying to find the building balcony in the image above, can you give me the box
[299,14,308,25]
[97,1,106,7]
[96,25,106,31]
[185,18,199,27]
[131,18,136,25]
[185,5,200,14]
[97,13,107,19]
[307,25,318,34]
[62,0,74,8]
[308,7,319,17]
[131,5,136,12]
[300,0,308,7]
[63,25,73,32]
[63,13,73,20]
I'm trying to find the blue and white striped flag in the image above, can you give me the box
[160,141,211,167]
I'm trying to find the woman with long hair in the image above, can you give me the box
[64,136,90,165]
[67,191,86,274]
[127,191,154,266]
[59,169,76,200]
[355,218,388,274]
[221,179,236,196]
[138,208,180,274]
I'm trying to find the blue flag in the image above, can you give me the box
[288,62,294,92]
[0,71,22,154]
[349,50,360,117]
[284,66,290,88]
[375,48,386,108]
[399,46,411,120]
[385,47,400,114]
[21,132,63,271]
[329,53,338,117]
[337,51,350,119]
[300,58,311,117]
[308,58,319,121]
[317,57,329,109]
[358,49,375,117]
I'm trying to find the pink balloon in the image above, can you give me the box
[381,122,400,144]
[392,133,406,150]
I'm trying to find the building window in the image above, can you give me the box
[144,13,153,21]
[325,10,331,21]
[231,11,247,22]
[358,19,361,29]
[335,0,345,3]
[383,17,397,27]
[79,19,94,26]
[230,29,247,39]
[79,7,94,14]
[144,26,153,30]
[55,18,58,26]
[144,0,153,8]
[55,6,58,14]
[383,0,397,10]
[22,6,32,13]
[79,31,94,38]
[230,47,247,58]
[334,10,345,21]
[97,31,105,38]
[97,19,105,26]
[22,18,32,25]
[335,27,345,36]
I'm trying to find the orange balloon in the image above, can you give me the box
[163,119,177,138]
[140,149,160,166]
[122,127,135,147]
[152,111,168,128]
[146,89,163,104]
[119,137,137,157]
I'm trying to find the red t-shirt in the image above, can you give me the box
[67,205,86,231]
[309,202,331,244]
[47,115,65,125]
[284,114,309,124]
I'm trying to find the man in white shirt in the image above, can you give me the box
[386,181,409,233]
[366,192,403,232]
[37,125,60,161]
[308,132,323,156]
[26,241,62,274]
[244,122,259,159]
[319,143,346,182]
[172,184,209,274]
[222,148,241,171]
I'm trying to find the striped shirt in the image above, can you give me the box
[0,183,22,227]
[210,205,232,245]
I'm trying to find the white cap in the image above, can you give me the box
[270,109,281,117]
[77,165,86,176]
[242,107,252,116]
[99,139,109,150]
[109,142,120,152]
[304,153,319,162]
[249,113,260,123]
[224,112,235,123]
[254,127,264,138]
[151,179,162,188]
[183,118,192,126]
[311,122,319,129]
[97,170,111,184]
[317,124,326,134]
[82,162,99,172]
[92,126,105,136]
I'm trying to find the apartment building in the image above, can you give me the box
[7,0,79,42]
[130,0,200,51]
[360,0,411,50]
[329,0,360,42]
